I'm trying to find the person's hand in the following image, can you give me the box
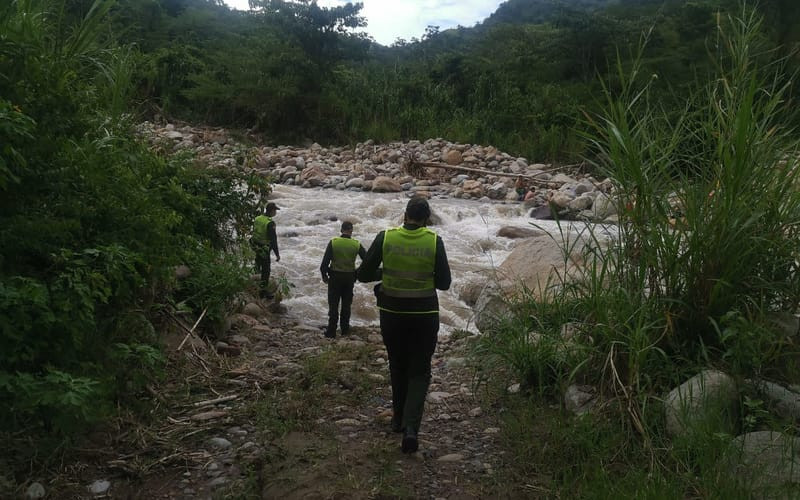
[322,275,329,284]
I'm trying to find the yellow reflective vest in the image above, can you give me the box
[331,237,360,272]
[252,215,273,248]
[381,226,436,298]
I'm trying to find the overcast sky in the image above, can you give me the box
[224,0,505,46]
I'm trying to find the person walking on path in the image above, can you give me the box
[357,197,451,454]
[251,202,280,299]
[320,221,366,338]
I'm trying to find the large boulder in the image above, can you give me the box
[444,150,463,165]
[473,283,511,333]
[664,369,738,438]
[592,193,617,220]
[494,234,591,299]
[371,176,403,193]
[724,431,800,497]
[497,226,545,239]
[461,180,484,198]
[748,379,800,422]
[299,164,326,186]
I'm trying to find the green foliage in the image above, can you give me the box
[105,0,800,161]
[476,6,800,494]
[0,0,267,440]
[175,245,251,328]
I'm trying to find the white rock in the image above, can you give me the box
[25,482,46,499]
[88,480,111,495]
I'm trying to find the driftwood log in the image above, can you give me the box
[409,160,584,189]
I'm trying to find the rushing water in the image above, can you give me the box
[266,184,582,333]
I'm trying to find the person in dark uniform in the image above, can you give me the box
[320,221,366,338]
[251,202,280,299]
[357,197,451,454]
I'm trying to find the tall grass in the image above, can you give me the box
[474,3,800,495]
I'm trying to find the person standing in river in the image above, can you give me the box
[357,197,452,454]
[320,221,366,338]
[251,202,280,299]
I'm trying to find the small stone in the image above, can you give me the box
[208,437,232,449]
[437,453,465,462]
[484,427,500,434]
[427,391,452,403]
[335,418,361,426]
[25,482,46,499]
[208,477,229,488]
[507,383,521,394]
[468,407,483,417]
[88,480,111,495]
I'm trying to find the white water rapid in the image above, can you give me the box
[266,184,582,333]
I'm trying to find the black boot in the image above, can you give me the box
[401,428,418,454]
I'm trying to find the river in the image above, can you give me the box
[266,184,580,333]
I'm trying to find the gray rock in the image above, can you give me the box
[592,193,617,219]
[88,480,111,496]
[25,482,46,499]
[725,431,800,497]
[473,284,511,334]
[749,379,800,422]
[567,195,593,211]
[208,437,233,449]
[664,369,738,438]
[529,204,556,220]
[497,226,544,239]
[564,384,596,415]
[345,177,364,189]
[242,302,264,318]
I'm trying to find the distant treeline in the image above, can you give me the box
[86,0,799,162]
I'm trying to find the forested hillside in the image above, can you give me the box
[97,0,798,161]
[4,0,800,496]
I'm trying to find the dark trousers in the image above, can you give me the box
[256,251,271,297]
[379,311,439,434]
[326,272,355,336]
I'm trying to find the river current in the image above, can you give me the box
[266,184,576,333]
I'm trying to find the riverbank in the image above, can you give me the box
[14,287,541,499]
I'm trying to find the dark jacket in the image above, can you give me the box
[357,223,451,313]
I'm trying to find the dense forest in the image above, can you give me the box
[3,0,800,487]
[105,0,799,160]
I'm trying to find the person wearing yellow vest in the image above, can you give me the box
[357,197,451,454]
[251,202,280,299]
[319,221,366,338]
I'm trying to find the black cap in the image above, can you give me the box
[405,197,431,220]
[265,202,280,212]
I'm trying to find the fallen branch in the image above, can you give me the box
[177,307,208,351]
[192,394,239,408]
[410,160,566,188]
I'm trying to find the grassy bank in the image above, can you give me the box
[473,6,800,497]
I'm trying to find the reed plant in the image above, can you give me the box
[475,3,800,494]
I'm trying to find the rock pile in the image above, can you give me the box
[137,122,618,222]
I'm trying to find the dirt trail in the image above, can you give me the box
[47,297,529,499]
